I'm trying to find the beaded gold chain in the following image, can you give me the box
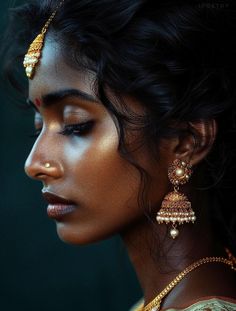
[134,249,236,311]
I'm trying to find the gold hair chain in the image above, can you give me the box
[23,0,65,79]
[134,248,236,311]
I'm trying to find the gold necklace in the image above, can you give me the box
[134,248,236,311]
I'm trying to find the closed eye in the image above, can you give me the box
[29,121,95,138]
[58,121,95,136]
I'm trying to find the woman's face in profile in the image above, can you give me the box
[24,37,168,244]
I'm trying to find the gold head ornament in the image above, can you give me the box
[23,1,65,79]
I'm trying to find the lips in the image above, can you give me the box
[42,191,75,205]
[42,191,77,219]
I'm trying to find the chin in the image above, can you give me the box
[55,222,114,245]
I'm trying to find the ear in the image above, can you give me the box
[174,119,217,166]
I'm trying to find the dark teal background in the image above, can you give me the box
[0,1,142,310]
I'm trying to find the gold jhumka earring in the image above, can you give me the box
[23,0,65,79]
[156,159,196,239]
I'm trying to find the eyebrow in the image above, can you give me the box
[27,88,99,111]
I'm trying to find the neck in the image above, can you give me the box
[120,217,227,308]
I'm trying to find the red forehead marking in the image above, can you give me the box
[35,98,42,107]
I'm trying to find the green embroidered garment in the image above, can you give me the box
[130,297,236,311]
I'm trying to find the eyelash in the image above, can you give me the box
[30,121,94,138]
[59,121,94,136]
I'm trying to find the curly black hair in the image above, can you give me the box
[3,0,236,257]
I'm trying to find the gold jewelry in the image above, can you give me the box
[134,249,236,311]
[44,162,51,168]
[156,159,196,239]
[23,0,65,79]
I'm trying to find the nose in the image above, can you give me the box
[24,143,63,182]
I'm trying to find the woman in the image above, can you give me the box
[3,0,236,310]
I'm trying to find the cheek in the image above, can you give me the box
[65,121,140,209]
[57,120,145,244]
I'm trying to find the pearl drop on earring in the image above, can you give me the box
[170,227,179,239]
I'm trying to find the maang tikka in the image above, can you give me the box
[156,159,196,239]
[23,0,65,79]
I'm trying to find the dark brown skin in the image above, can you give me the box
[24,37,236,309]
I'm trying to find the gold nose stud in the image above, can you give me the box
[44,162,51,168]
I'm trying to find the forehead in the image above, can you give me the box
[28,36,96,99]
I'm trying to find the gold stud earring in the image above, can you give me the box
[156,159,196,239]
[44,162,51,168]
